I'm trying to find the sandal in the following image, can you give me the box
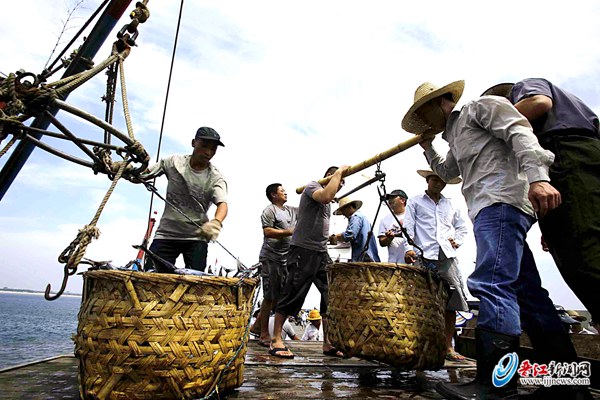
[268,346,295,359]
[445,351,466,361]
[323,347,346,358]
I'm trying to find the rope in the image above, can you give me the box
[0,136,17,158]
[51,53,120,98]
[118,57,135,140]
[60,160,128,268]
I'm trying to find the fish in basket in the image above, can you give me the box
[326,262,448,370]
[74,270,258,400]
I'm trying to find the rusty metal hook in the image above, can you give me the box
[44,264,71,301]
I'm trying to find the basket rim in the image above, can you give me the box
[82,269,259,287]
[327,261,428,274]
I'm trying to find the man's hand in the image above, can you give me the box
[528,181,561,218]
[404,250,417,264]
[540,235,550,252]
[418,129,436,150]
[448,237,460,249]
[199,219,222,241]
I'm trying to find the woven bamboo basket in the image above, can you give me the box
[327,262,448,370]
[74,270,258,400]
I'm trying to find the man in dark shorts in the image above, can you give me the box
[252,183,297,347]
[268,165,348,359]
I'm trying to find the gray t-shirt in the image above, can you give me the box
[143,155,227,240]
[290,181,331,252]
[259,204,298,262]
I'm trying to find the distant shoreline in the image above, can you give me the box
[0,289,81,298]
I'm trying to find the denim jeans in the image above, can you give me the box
[468,203,564,336]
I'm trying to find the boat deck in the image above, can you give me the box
[0,339,598,399]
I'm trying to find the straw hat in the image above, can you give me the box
[481,82,514,98]
[334,197,363,215]
[417,169,462,185]
[566,310,587,322]
[402,80,465,134]
[307,309,322,320]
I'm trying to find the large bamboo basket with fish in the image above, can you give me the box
[74,270,258,400]
[326,262,448,370]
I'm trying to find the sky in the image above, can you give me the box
[1,0,599,311]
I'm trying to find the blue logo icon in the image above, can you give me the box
[492,352,519,387]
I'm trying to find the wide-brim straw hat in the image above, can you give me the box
[417,169,462,185]
[334,197,363,215]
[566,310,587,322]
[402,80,465,134]
[481,82,514,98]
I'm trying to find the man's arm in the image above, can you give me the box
[403,201,418,263]
[312,166,348,204]
[476,97,560,217]
[513,95,553,121]
[421,139,462,184]
[451,207,468,247]
[263,226,293,239]
[214,202,228,224]
[139,159,166,181]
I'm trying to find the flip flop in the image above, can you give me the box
[323,347,346,358]
[445,351,466,361]
[268,346,295,359]
[257,340,271,348]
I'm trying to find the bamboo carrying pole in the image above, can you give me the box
[295,133,429,194]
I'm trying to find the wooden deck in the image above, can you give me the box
[0,339,598,399]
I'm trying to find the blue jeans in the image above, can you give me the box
[468,204,564,336]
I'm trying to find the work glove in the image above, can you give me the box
[199,219,222,241]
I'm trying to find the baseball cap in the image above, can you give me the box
[194,127,224,147]
[385,189,408,200]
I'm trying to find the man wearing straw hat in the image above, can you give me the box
[403,169,469,362]
[329,197,380,262]
[269,165,348,359]
[402,80,576,399]
[377,189,410,263]
[483,79,600,334]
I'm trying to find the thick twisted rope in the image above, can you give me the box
[59,160,128,269]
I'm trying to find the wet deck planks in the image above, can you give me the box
[0,339,598,399]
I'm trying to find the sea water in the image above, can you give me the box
[0,292,80,369]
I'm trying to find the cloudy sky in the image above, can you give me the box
[1,0,599,310]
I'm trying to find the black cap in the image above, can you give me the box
[195,127,224,147]
[385,189,408,200]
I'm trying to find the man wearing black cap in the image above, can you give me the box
[142,126,228,272]
[377,189,409,263]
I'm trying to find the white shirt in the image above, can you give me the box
[301,323,324,341]
[268,316,297,340]
[377,212,410,263]
[403,193,468,260]
[425,96,554,221]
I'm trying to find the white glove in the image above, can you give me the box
[199,219,222,241]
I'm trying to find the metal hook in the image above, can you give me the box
[44,264,71,301]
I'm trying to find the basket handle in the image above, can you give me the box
[124,278,142,312]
